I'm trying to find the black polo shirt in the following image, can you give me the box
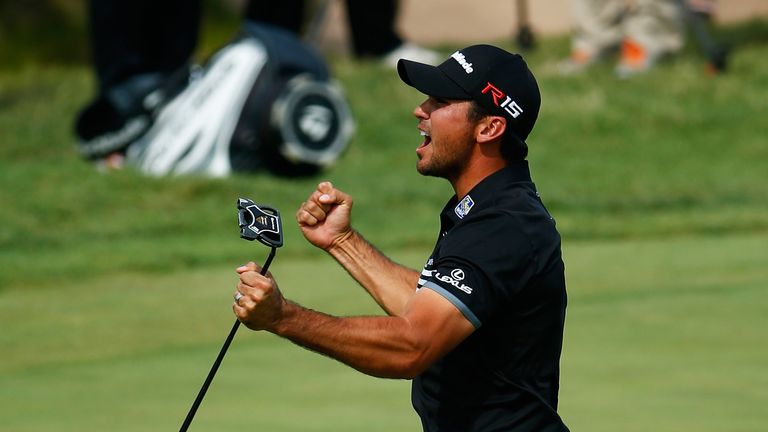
[412,161,569,432]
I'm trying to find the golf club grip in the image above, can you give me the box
[179,250,276,431]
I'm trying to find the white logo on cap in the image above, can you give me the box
[451,51,474,74]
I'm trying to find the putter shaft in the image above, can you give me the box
[179,248,276,432]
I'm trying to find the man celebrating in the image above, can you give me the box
[234,45,569,431]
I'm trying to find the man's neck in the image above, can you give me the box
[451,159,508,199]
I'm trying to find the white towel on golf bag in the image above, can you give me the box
[126,23,354,177]
[127,39,266,177]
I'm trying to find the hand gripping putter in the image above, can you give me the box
[179,198,283,431]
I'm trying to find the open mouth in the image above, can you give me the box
[418,130,432,148]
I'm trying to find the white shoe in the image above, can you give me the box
[380,43,441,68]
[557,49,602,76]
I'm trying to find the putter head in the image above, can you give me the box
[237,198,284,248]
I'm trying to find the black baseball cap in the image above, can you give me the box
[397,44,541,143]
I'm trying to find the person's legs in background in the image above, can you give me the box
[617,0,685,76]
[76,0,200,161]
[89,0,200,91]
[346,0,439,67]
[561,0,626,74]
[345,0,400,57]
[245,0,438,67]
[244,0,306,33]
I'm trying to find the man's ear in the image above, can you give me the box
[475,116,507,144]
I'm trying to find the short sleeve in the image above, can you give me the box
[418,211,534,328]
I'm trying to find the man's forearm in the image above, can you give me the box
[273,301,424,379]
[327,230,419,316]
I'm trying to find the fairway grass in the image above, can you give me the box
[2,29,768,288]
[1,233,766,431]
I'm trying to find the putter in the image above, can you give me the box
[179,198,283,432]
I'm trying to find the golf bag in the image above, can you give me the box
[123,22,354,177]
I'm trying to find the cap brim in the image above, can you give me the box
[397,59,471,100]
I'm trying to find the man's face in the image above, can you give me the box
[413,97,476,180]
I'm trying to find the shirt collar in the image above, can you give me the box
[440,160,533,225]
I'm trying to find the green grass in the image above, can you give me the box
[1,235,766,431]
[1,23,767,288]
[561,234,768,431]
[1,17,767,431]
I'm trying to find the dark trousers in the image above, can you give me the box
[87,1,400,92]
[246,0,402,57]
[88,0,201,92]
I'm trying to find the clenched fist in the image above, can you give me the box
[296,181,354,251]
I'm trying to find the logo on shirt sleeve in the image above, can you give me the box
[434,268,473,294]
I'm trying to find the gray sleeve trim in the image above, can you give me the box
[422,281,482,329]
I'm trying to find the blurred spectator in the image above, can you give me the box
[687,0,716,19]
[247,0,439,68]
[559,0,686,77]
[75,0,200,165]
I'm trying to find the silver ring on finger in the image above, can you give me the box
[234,292,244,304]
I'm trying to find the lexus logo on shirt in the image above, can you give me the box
[450,269,465,281]
[435,268,473,294]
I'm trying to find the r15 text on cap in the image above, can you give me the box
[482,82,523,118]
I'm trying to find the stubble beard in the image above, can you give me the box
[416,133,474,181]
[417,153,464,180]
